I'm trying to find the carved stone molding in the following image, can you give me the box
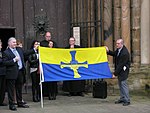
[33,14,49,36]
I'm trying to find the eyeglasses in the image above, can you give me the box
[46,36,51,37]
[69,40,75,41]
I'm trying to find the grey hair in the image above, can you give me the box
[8,37,16,43]
[117,38,124,45]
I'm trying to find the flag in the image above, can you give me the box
[39,47,112,82]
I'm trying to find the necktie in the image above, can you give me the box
[13,49,22,69]
[0,51,2,58]
[117,49,120,56]
[117,49,121,56]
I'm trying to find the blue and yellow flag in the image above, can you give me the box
[39,47,112,82]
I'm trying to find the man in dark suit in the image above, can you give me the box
[40,31,58,100]
[40,32,51,47]
[63,37,85,97]
[105,38,131,106]
[0,41,7,106]
[3,37,38,111]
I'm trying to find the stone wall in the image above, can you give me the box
[106,65,150,94]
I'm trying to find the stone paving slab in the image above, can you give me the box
[0,92,150,113]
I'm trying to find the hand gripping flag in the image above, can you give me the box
[39,47,112,82]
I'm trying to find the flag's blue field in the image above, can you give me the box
[39,47,112,82]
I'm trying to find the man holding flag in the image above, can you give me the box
[63,37,85,97]
[105,38,131,106]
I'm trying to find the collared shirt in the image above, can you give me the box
[117,47,122,56]
[10,47,23,69]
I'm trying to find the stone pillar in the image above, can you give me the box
[141,0,150,65]
[90,0,95,47]
[104,0,113,63]
[87,0,91,47]
[131,0,141,67]
[113,0,121,40]
[95,0,103,46]
[121,0,131,53]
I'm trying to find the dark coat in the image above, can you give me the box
[0,51,6,76]
[63,44,85,93]
[40,40,57,48]
[28,53,39,68]
[40,40,49,47]
[107,45,130,81]
[3,47,35,79]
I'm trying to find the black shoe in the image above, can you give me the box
[36,96,40,102]
[33,99,39,102]
[115,100,124,104]
[9,105,17,111]
[22,101,27,104]
[79,92,84,97]
[18,104,29,108]
[68,94,71,97]
[33,98,39,102]
[0,103,7,106]
[48,96,53,100]
[13,102,17,105]
[53,96,56,100]
[123,102,130,106]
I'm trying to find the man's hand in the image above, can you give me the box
[104,46,109,52]
[70,45,74,49]
[112,74,116,79]
[15,56,20,62]
[34,44,40,50]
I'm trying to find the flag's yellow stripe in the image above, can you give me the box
[39,47,108,64]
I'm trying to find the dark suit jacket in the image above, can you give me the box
[40,40,49,47]
[3,47,35,79]
[107,45,130,81]
[0,51,6,76]
[40,40,57,48]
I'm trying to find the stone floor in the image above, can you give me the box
[0,89,150,113]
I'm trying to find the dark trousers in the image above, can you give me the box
[0,75,6,104]
[6,79,15,105]
[31,71,40,100]
[42,82,57,99]
[6,70,25,106]
[48,82,57,98]
[15,70,24,104]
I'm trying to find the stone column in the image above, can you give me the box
[121,0,131,52]
[87,0,91,47]
[104,0,113,63]
[131,0,141,67]
[90,0,95,47]
[113,0,121,40]
[141,0,150,65]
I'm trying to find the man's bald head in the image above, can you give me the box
[45,32,51,41]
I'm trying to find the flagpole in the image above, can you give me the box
[40,80,44,108]
[39,46,44,108]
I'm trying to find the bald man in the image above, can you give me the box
[105,38,131,106]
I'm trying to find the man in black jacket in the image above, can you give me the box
[40,32,58,100]
[105,38,130,106]
[0,41,7,106]
[3,37,38,111]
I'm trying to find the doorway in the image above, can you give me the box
[0,28,15,51]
